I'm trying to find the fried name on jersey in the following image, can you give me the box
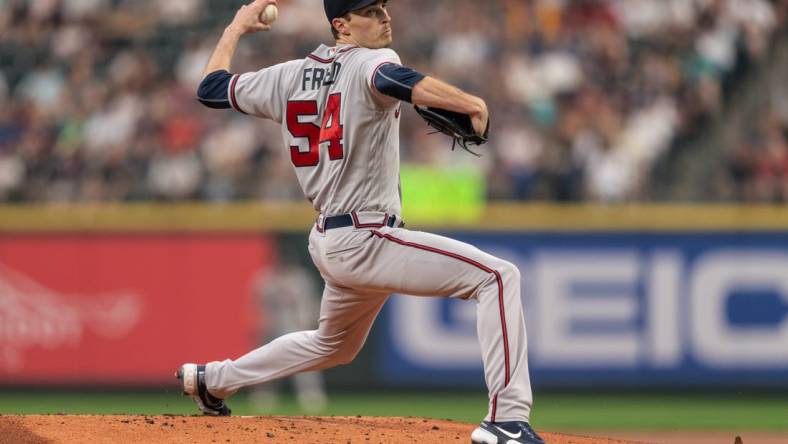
[302,62,342,91]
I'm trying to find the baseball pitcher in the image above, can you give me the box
[177,1,543,443]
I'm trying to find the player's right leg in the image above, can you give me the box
[176,224,389,415]
[176,363,231,416]
[188,282,387,403]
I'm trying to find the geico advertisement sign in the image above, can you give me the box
[384,237,788,380]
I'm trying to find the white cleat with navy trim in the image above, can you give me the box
[176,363,231,416]
[471,421,545,444]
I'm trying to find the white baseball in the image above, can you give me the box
[260,4,278,24]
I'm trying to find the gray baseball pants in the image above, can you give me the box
[206,212,532,422]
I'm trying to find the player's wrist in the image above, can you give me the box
[223,24,245,39]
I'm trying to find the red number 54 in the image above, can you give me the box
[286,93,344,167]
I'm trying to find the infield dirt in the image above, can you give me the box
[0,415,639,443]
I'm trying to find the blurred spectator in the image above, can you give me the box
[15,63,65,110]
[249,252,327,414]
[0,0,784,203]
[724,107,788,202]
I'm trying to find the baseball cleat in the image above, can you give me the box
[470,420,544,444]
[176,363,231,416]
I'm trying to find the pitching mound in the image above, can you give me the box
[0,415,639,443]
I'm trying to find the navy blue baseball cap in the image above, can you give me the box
[324,0,380,22]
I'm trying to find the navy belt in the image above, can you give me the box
[323,213,402,230]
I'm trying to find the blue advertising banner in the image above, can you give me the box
[376,232,788,388]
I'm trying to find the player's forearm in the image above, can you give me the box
[202,27,244,78]
[203,0,274,77]
[412,76,486,118]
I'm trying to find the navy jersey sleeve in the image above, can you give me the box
[197,70,233,109]
[372,63,426,103]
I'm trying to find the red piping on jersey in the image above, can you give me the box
[229,74,247,115]
[351,211,388,228]
[307,46,359,64]
[308,54,334,64]
[370,230,511,422]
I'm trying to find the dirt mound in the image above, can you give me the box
[0,415,639,443]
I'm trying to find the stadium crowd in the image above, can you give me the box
[723,103,788,202]
[0,0,785,203]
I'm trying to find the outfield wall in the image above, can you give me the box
[0,233,273,384]
[379,231,788,389]
[1,203,787,388]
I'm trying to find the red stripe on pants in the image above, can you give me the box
[371,231,511,421]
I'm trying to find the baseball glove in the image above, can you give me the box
[414,105,489,156]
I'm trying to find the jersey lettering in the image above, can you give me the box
[324,62,342,86]
[301,62,342,91]
[287,93,344,167]
[240,44,403,214]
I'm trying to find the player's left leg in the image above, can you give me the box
[351,226,542,443]
[339,225,533,424]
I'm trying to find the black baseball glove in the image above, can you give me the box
[414,105,490,156]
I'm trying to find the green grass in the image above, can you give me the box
[1,391,787,431]
[532,392,788,430]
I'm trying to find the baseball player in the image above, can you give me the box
[249,254,327,413]
[177,1,543,443]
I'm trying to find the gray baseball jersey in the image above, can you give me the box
[206,44,533,424]
[229,44,402,216]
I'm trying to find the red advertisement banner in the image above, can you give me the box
[0,234,274,385]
